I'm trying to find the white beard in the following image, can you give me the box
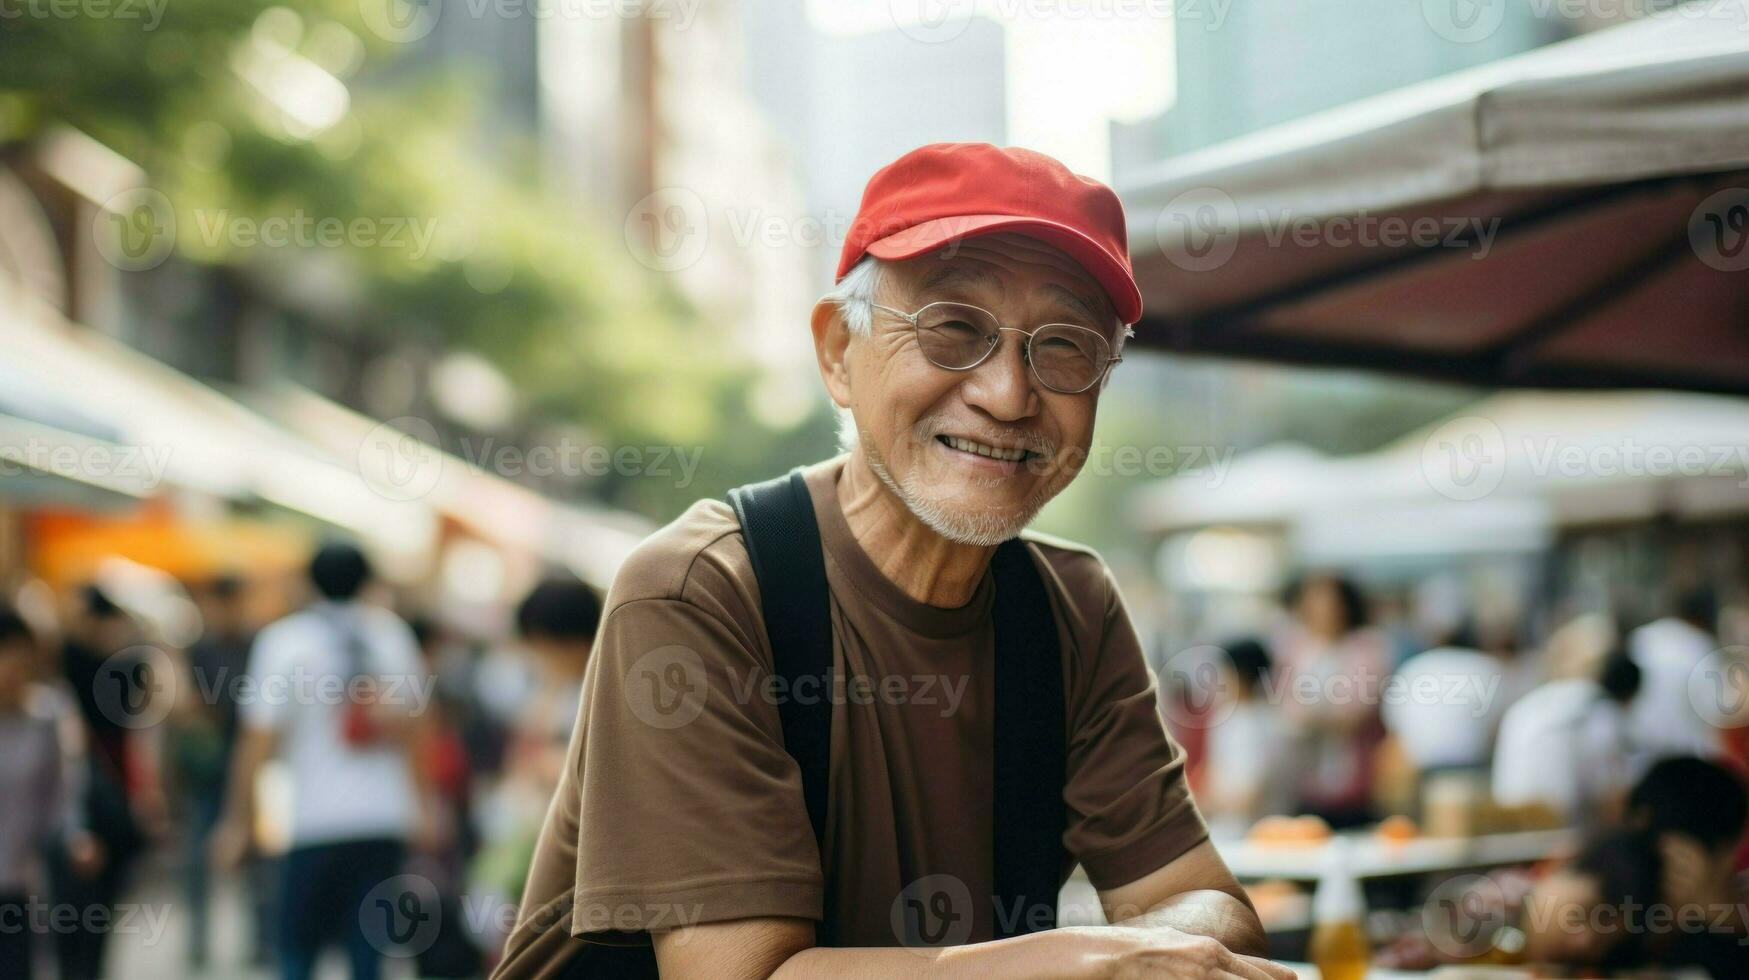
[861,431,1050,547]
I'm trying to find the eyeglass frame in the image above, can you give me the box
[867,300,1125,395]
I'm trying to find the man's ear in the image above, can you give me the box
[810,298,854,410]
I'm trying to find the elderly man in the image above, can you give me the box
[496,144,1288,979]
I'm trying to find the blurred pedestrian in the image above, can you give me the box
[1493,648,1642,826]
[1200,638,1289,833]
[1382,622,1509,781]
[171,573,258,970]
[1626,756,1748,915]
[51,585,151,980]
[405,615,484,979]
[1274,573,1390,828]
[508,578,599,793]
[470,579,600,968]
[1628,587,1725,761]
[1518,760,1749,977]
[211,543,432,980]
[0,605,85,980]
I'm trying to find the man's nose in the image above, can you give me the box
[958,332,1039,422]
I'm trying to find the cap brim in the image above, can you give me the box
[864,214,1142,324]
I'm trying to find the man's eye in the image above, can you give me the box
[933,320,981,335]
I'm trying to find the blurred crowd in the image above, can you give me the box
[0,544,602,979]
[1174,572,1749,973]
[1,547,1746,977]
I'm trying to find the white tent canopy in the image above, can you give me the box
[1,277,437,565]
[262,385,652,590]
[1133,391,1749,562]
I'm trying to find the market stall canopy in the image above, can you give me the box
[0,359,151,509]
[1122,2,1749,395]
[261,385,653,591]
[1133,391,1749,564]
[1,276,437,565]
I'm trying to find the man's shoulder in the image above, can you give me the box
[604,495,751,610]
[1016,531,1129,656]
[1019,529,1115,610]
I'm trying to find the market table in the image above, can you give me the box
[1280,965,1709,980]
[1214,829,1579,883]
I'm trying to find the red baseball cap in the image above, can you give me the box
[836,143,1143,324]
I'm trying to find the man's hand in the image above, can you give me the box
[1069,925,1295,980]
[1099,841,1270,957]
[657,918,1296,979]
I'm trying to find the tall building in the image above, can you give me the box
[1111,0,1574,182]
[740,5,1008,284]
[542,4,819,374]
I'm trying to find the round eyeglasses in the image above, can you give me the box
[870,301,1122,395]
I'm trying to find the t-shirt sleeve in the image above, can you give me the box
[1062,563,1209,891]
[567,594,823,937]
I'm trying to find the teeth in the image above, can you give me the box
[943,436,1026,462]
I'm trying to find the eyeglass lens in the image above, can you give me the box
[912,302,1109,392]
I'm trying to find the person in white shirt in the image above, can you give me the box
[1383,626,1511,777]
[1201,639,1290,835]
[212,543,431,980]
[1627,589,1722,762]
[1492,649,1642,826]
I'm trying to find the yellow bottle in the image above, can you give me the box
[1309,838,1369,980]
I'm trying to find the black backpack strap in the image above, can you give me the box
[728,468,834,847]
[989,537,1068,938]
[728,469,1066,943]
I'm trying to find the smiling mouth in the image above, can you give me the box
[936,434,1038,463]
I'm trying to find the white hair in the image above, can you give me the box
[821,255,886,338]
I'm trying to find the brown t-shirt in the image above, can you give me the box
[497,456,1206,974]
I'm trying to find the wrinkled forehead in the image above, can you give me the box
[887,233,1115,327]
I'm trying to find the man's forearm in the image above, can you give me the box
[667,908,1286,980]
[770,928,1098,980]
[1112,888,1269,957]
